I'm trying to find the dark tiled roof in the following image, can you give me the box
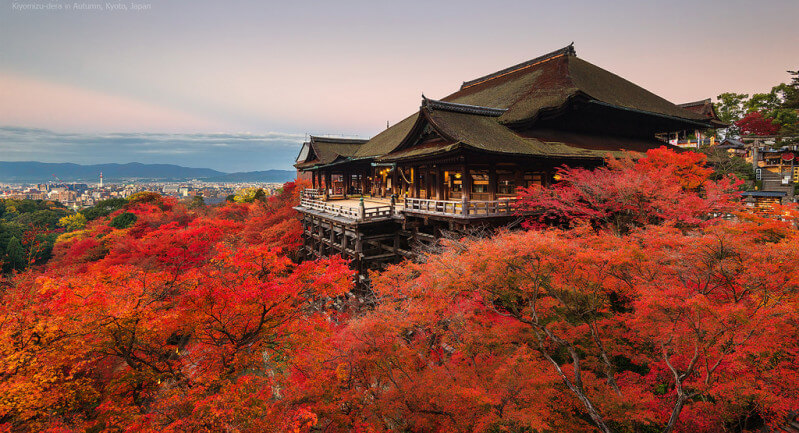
[460,44,576,90]
[678,98,728,127]
[741,191,786,197]
[354,113,419,158]
[294,136,368,169]
[422,97,507,117]
[718,138,746,149]
[443,45,709,126]
[377,100,674,162]
[327,44,715,167]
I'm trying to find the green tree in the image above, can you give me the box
[82,198,127,221]
[188,195,205,209]
[714,92,748,138]
[4,236,25,271]
[109,212,137,229]
[699,147,755,187]
[784,70,799,109]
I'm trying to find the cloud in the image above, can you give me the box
[0,73,227,133]
[0,126,308,172]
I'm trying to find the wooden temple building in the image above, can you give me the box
[294,44,718,276]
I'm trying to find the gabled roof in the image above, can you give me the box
[354,114,419,158]
[718,138,746,149]
[294,136,368,170]
[329,44,715,167]
[443,44,710,126]
[678,99,728,128]
[377,98,677,162]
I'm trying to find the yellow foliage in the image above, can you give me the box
[58,213,87,231]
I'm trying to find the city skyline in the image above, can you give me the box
[1,0,798,171]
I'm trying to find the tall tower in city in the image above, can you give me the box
[99,172,103,188]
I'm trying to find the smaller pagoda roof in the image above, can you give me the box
[678,99,728,128]
[294,136,368,170]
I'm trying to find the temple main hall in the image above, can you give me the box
[293,44,721,275]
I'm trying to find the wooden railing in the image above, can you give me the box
[403,197,519,218]
[301,188,321,199]
[299,197,395,221]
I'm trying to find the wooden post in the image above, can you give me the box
[514,164,525,192]
[392,167,399,197]
[325,171,332,199]
[436,166,444,200]
[359,197,366,220]
[411,167,421,198]
[462,194,469,217]
[488,165,497,201]
[462,162,472,200]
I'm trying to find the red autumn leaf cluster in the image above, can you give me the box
[1,150,798,433]
[517,147,743,233]
[735,111,781,136]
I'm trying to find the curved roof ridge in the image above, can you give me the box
[678,98,712,108]
[460,43,576,90]
[309,135,368,144]
[422,96,507,117]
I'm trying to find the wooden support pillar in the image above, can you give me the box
[462,161,472,201]
[371,167,378,196]
[436,166,444,200]
[361,171,368,196]
[514,164,524,193]
[344,172,351,198]
[325,171,332,198]
[488,165,497,201]
[413,167,420,198]
[392,167,399,197]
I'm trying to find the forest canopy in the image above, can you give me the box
[0,150,797,433]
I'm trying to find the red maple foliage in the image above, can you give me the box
[308,221,799,432]
[1,157,797,433]
[0,180,355,432]
[735,111,780,136]
[517,147,743,233]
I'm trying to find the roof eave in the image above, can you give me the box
[587,100,716,129]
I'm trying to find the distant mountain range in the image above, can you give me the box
[0,161,296,183]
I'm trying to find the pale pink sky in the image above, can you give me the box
[1,0,797,170]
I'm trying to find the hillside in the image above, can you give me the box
[201,169,296,183]
[0,161,293,183]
